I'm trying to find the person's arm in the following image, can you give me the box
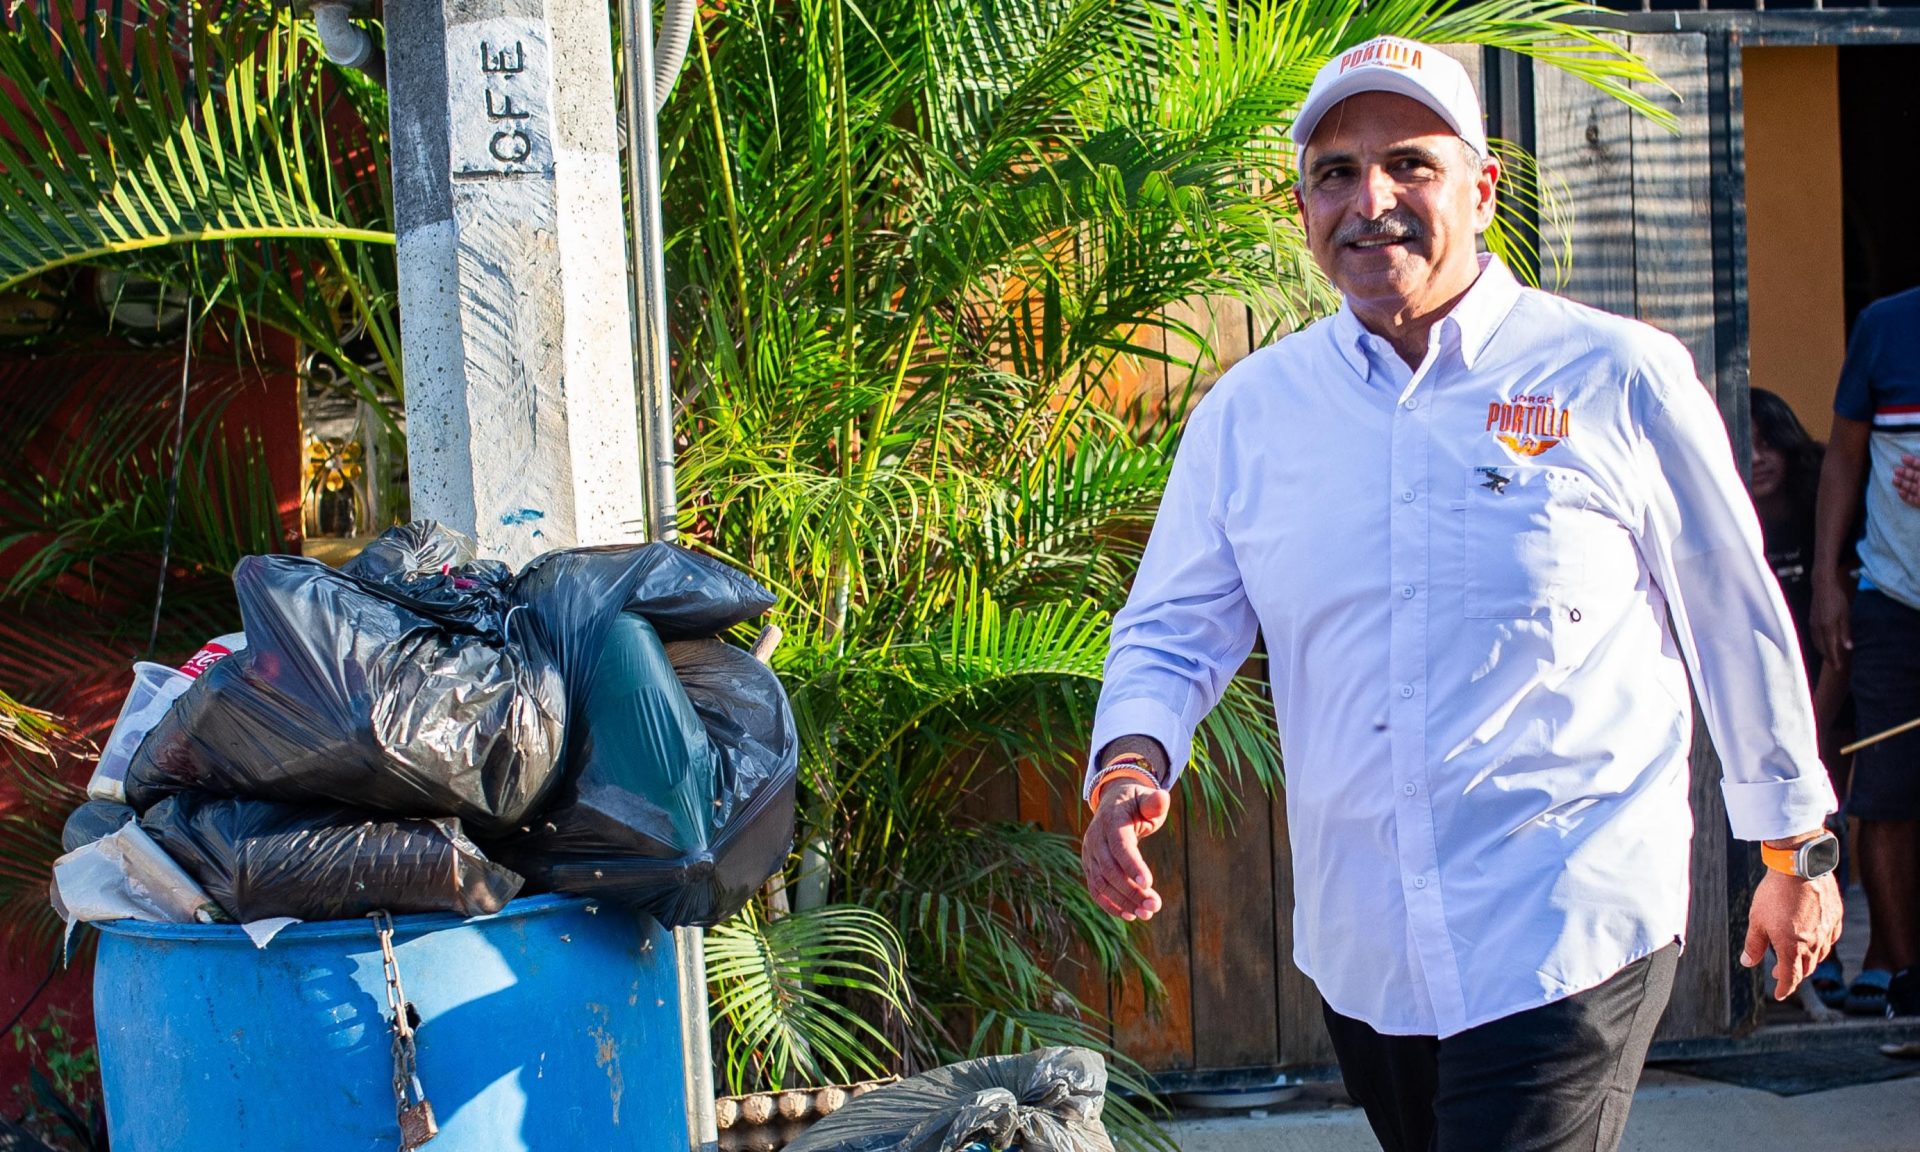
[1629,337,1840,999]
[1811,417,1871,667]
[1814,307,1883,666]
[1082,392,1258,921]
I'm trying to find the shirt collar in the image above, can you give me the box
[1330,253,1523,375]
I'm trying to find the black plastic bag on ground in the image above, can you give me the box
[783,1048,1116,1152]
[125,555,565,836]
[61,800,135,852]
[489,631,797,928]
[141,793,521,921]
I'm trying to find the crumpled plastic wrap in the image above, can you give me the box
[124,552,566,837]
[50,822,224,926]
[339,521,515,634]
[140,793,522,922]
[783,1047,1117,1152]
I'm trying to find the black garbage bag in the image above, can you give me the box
[125,554,565,836]
[339,521,514,634]
[489,632,797,928]
[141,793,521,921]
[61,800,136,852]
[341,520,476,582]
[784,1048,1116,1152]
[510,543,775,652]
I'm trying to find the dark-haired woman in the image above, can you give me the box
[1750,390,1825,654]
[1748,389,1855,1009]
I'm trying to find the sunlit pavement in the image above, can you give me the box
[1163,1066,1920,1151]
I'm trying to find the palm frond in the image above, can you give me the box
[706,901,915,1094]
[0,718,91,963]
[0,7,391,287]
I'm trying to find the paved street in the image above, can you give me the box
[1164,1066,1920,1151]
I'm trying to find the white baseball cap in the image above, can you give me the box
[1290,36,1488,158]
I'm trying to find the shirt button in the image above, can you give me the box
[1400,489,1416,503]
[1402,782,1417,796]
[1401,585,1416,599]
[1413,876,1428,890]
[1399,684,1415,699]
[1403,397,1419,410]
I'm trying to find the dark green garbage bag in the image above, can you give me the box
[487,618,797,928]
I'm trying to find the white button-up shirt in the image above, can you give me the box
[1088,256,1837,1037]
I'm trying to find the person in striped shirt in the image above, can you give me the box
[1813,285,1920,1016]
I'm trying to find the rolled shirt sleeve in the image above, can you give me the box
[1630,336,1838,841]
[1086,393,1260,800]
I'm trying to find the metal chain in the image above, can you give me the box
[372,911,438,1149]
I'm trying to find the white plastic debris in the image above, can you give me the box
[241,917,302,949]
[50,822,222,926]
[89,633,246,803]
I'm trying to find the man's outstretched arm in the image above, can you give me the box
[1082,391,1256,920]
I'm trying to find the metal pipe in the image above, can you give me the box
[623,0,682,547]
[673,925,718,1152]
[310,3,373,70]
[620,3,707,1150]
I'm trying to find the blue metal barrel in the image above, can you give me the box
[93,895,689,1151]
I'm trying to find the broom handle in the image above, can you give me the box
[1841,714,1920,757]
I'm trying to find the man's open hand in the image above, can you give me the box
[1082,782,1170,921]
[1741,868,1843,1001]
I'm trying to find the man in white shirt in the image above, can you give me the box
[1081,38,1843,1152]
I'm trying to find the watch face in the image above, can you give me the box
[1803,834,1841,878]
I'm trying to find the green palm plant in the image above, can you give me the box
[663,0,1663,1131]
[0,1,400,416]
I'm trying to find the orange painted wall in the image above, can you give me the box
[1743,47,1847,442]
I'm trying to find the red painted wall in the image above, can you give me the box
[0,334,304,1108]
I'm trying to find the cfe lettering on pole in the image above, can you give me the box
[447,23,553,177]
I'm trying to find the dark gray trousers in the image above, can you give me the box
[1321,943,1679,1152]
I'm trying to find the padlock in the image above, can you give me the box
[398,1098,439,1150]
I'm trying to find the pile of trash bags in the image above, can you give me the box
[50,522,797,932]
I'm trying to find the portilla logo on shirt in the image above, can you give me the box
[1485,397,1571,457]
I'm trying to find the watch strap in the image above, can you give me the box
[1760,841,1803,876]
[1761,832,1838,878]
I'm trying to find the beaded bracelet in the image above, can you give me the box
[1089,756,1161,812]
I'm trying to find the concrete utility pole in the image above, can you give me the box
[388,0,645,568]
[386,5,716,1151]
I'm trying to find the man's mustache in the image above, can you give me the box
[1331,212,1425,247]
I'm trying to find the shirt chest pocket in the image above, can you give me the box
[1462,465,1592,619]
